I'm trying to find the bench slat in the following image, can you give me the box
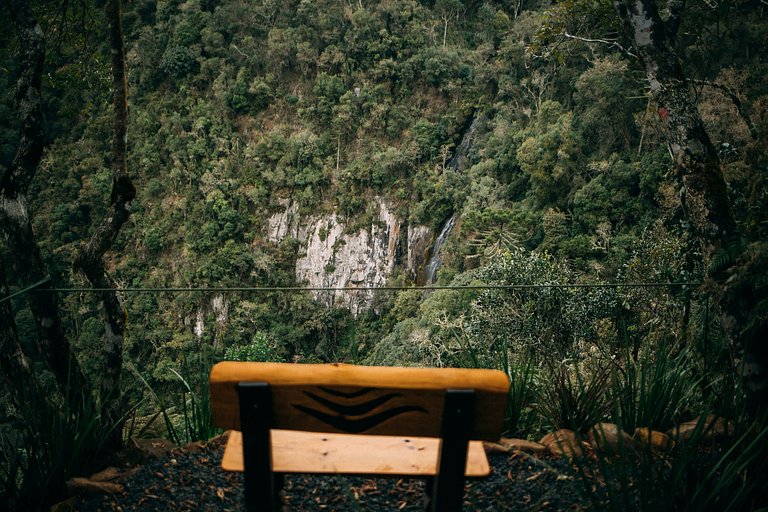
[222,430,491,477]
[210,362,509,439]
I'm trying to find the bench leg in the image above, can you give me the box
[238,383,280,512]
[275,472,285,505]
[429,389,475,512]
[424,477,435,511]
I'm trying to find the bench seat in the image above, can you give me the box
[222,430,491,477]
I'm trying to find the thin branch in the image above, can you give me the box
[562,32,637,58]
[231,44,252,60]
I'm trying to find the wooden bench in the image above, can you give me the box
[210,361,510,511]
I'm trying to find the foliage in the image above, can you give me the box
[130,346,221,445]
[223,331,284,363]
[537,359,613,434]
[573,55,642,156]
[468,248,617,363]
[0,386,119,510]
[575,418,768,512]
[168,364,218,444]
[365,318,446,367]
[516,101,579,207]
[609,346,702,432]
[504,360,541,437]
[160,45,199,77]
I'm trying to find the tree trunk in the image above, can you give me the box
[614,0,768,415]
[73,0,136,449]
[0,269,48,422]
[1,0,88,399]
[442,17,448,47]
[0,2,85,507]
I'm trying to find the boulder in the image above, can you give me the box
[667,415,735,443]
[65,477,124,496]
[484,438,546,455]
[539,429,587,458]
[499,437,547,454]
[118,437,177,464]
[183,440,207,453]
[88,466,121,482]
[483,441,511,454]
[634,427,675,452]
[587,423,638,455]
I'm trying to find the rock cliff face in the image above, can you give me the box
[267,197,434,315]
[261,114,482,314]
[187,293,229,342]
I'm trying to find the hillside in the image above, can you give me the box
[4,0,765,363]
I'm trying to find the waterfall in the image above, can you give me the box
[424,214,456,285]
[422,113,482,285]
[446,114,479,171]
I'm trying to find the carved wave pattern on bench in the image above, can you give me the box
[292,387,428,434]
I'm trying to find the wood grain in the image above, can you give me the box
[210,362,509,439]
[222,430,491,477]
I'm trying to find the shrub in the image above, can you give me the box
[610,345,702,432]
[537,359,612,434]
[223,331,284,363]
[160,45,198,77]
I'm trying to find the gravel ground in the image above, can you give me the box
[71,436,594,511]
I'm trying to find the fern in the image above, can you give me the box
[709,235,746,274]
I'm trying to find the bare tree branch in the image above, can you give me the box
[562,31,637,58]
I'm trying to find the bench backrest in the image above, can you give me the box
[210,361,510,440]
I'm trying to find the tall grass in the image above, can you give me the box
[130,354,220,446]
[570,336,767,511]
[169,364,217,443]
[610,344,702,432]
[502,358,539,437]
[537,359,612,434]
[574,414,768,512]
[129,349,220,445]
[0,387,118,510]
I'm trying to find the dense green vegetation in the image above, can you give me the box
[5,0,765,365]
[2,0,767,509]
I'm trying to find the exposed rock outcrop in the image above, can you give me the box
[186,293,229,343]
[266,197,437,315]
[587,423,639,455]
[634,427,675,452]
